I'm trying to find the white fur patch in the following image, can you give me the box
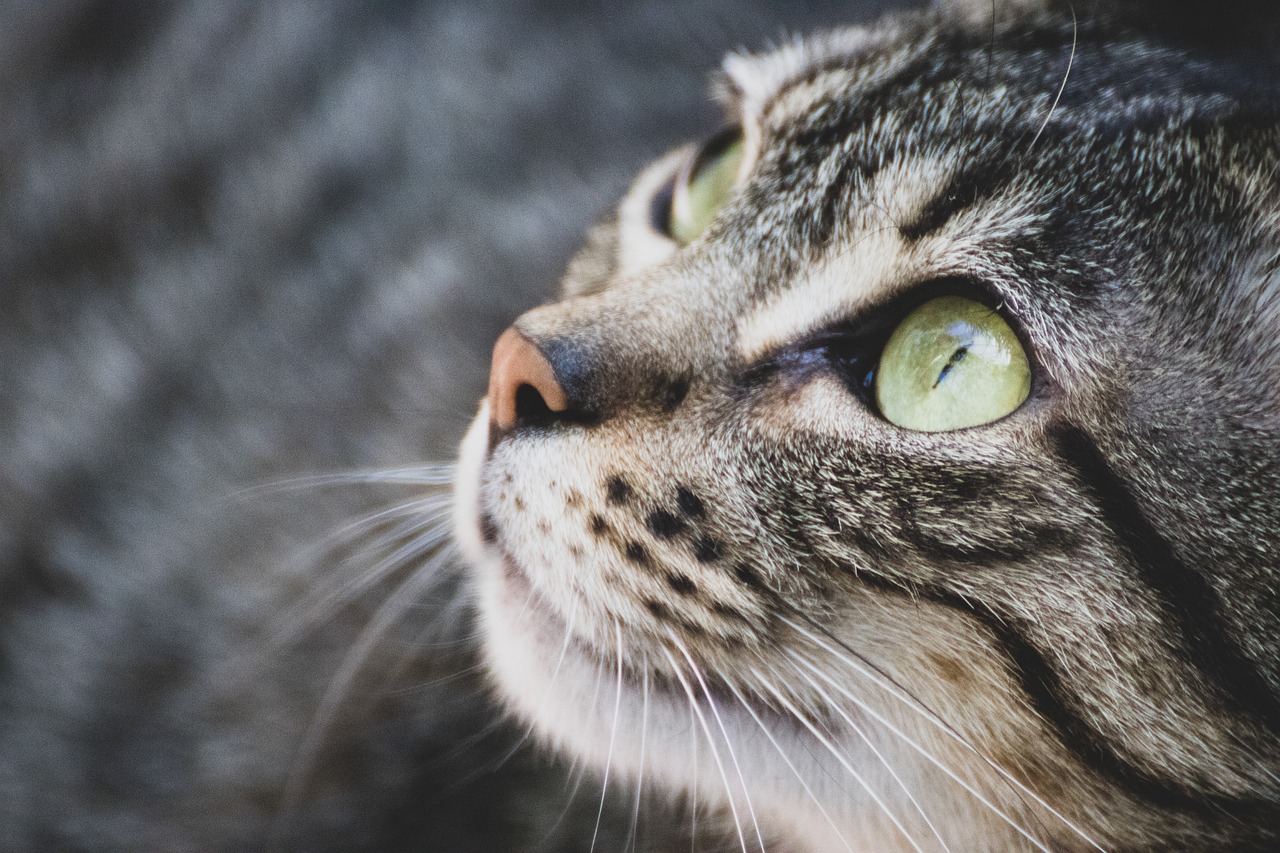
[616,148,687,276]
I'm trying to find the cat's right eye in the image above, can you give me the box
[668,127,745,245]
[874,296,1031,432]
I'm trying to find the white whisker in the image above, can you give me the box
[785,660,951,852]
[229,465,457,500]
[625,666,651,853]
[690,696,699,852]
[490,720,538,772]
[536,754,593,850]
[271,543,456,844]
[272,502,455,646]
[722,676,855,853]
[590,620,627,853]
[667,632,767,852]
[548,595,581,687]
[748,666,925,853]
[778,616,1103,851]
[788,650,1050,851]
[276,493,450,589]
[532,753,591,845]
[660,646,751,853]
[1026,4,1076,151]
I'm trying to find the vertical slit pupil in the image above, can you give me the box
[933,345,969,389]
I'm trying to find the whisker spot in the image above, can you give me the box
[606,475,633,505]
[647,510,686,539]
[693,536,722,563]
[625,541,651,565]
[667,573,698,595]
[676,486,705,518]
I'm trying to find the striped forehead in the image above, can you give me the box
[718,20,1083,366]
[731,131,1047,367]
[724,29,982,363]
[735,152,958,363]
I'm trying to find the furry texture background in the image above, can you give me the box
[0,0,909,849]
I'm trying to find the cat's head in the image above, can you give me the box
[455,2,1280,848]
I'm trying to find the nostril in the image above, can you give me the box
[488,327,569,432]
[514,382,556,426]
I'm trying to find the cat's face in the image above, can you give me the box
[455,5,1280,850]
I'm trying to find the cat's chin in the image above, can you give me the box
[475,548,792,803]
[472,556,962,852]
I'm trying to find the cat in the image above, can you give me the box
[6,0,1280,850]
[455,0,1280,850]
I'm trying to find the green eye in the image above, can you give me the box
[874,296,1031,432]
[669,128,745,245]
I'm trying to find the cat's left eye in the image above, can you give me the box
[874,295,1031,432]
[668,127,745,245]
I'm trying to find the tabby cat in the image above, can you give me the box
[456,0,1280,849]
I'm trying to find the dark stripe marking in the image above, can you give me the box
[693,536,722,563]
[898,155,1018,241]
[803,565,1272,821]
[733,562,767,592]
[1051,424,1280,734]
[808,156,875,247]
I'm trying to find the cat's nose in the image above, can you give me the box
[488,327,569,431]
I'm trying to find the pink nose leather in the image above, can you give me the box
[487,328,568,430]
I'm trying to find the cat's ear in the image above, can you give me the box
[935,0,1280,47]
